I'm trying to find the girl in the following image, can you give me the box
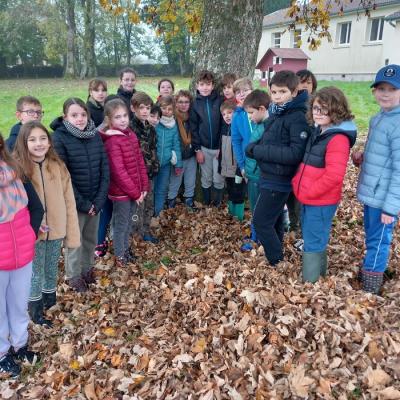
[14,121,80,325]
[87,78,108,127]
[100,99,149,267]
[292,87,357,283]
[167,90,197,209]
[51,98,109,293]
[117,67,137,114]
[158,79,175,100]
[154,95,182,216]
[0,133,43,377]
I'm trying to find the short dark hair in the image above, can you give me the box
[175,89,192,103]
[307,86,354,125]
[296,69,318,94]
[243,89,271,110]
[16,96,41,111]
[157,79,175,92]
[220,99,237,113]
[196,70,215,85]
[150,104,162,118]
[221,73,237,88]
[269,70,299,93]
[63,98,90,120]
[131,92,153,108]
[119,67,137,80]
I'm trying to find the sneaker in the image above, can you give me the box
[240,242,253,252]
[67,276,88,293]
[13,345,40,364]
[143,234,159,244]
[82,267,96,285]
[293,239,304,252]
[0,353,20,377]
[94,242,107,258]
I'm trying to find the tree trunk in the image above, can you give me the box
[193,0,264,81]
[82,0,97,77]
[65,0,77,78]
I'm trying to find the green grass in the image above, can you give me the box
[0,77,378,137]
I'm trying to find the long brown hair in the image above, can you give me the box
[13,121,65,180]
[103,98,129,130]
[0,133,22,179]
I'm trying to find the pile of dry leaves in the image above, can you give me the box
[1,165,400,400]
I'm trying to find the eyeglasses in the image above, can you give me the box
[236,89,251,95]
[20,110,44,117]
[312,106,329,116]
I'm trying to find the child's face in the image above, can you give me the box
[312,99,331,130]
[176,96,191,113]
[235,87,252,106]
[160,104,174,118]
[64,104,88,131]
[16,103,43,124]
[298,78,314,95]
[110,106,130,131]
[245,106,267,124]
[148,113,160,127]
[196,80,214,97]
[222,109,234,124]
[90,85,107,104]
[373,82,400,112]
[132,103,151,122]
[270,84,297,106]
[159,81,173,97]
[27,127,50,162]
[120,72,136,92]
[223,84,235,99]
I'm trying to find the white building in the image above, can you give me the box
[257,0,400,81]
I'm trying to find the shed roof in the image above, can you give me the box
[256,48,310,69]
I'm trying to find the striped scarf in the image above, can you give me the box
[0,160,28,223]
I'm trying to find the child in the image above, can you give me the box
[0,133,43,377]
[87,78,108,127]
[221,73,237,100]
[14,121,81,324]
[167,90,197,209]
[219,100,245,219]
[6,96,43,152]
[51,98,109,292]
[242,89,271,250]
[158,79,175,99]
[130,92,160,243]
[117,67,137,115]
[190,70,224,206]
[148,104,162,128]
[296,69,318,95]
[353,64,400,294]
[246,70,309,266]
[292,87,357,283]
[154,95,182,216]
[100,99,149,266]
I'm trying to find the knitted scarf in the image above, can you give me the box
[175,110,191,146]
[63,119,97,139]
[160,115,176,129]
[268,102,290,116]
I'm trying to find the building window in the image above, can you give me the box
[273,56,282,65]
[337,22,351,45]
[292,29,302,48]
[272,32,281,48]
[369,18,384,41]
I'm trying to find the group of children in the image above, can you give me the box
[1,64,400,377]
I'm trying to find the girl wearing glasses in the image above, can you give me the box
[292,87,357,283]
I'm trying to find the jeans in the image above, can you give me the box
[168,156,197,199]
[253,188,290,265]
[363,205,397,273]
[112,200,137,258]
[247,179,260,213]
[154,164,171,216]
[287,192,301,232]
[301,204,338,252]
[97,198,113,245]
[199,146,225,190]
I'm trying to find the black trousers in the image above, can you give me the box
[253,188,290,265]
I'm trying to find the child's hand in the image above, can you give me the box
[142,191,147,199]
[381,213,395,225]
[136,194,144,204]
[88,205,96,216]
[196,151,205,164]
[39,224,50,233]
[175,167,183,176]
[241,169,248,183]
[352,150,364,167]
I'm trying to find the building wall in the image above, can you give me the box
[258,54,307,72]
[258,5,400,81]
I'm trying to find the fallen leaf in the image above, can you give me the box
[289,366,314,398]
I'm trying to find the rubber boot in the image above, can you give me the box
[302,251,325,283]
[228,201,235,216]
[28,299,52,327]
[320,250,328,277]
[361,270,383,294]
[212,188,224,207]
[167,198,176,209]
[233,202,245,221]
[42,292,56,311]
[202,187,211,206]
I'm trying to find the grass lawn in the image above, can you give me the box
[0,77,378,138]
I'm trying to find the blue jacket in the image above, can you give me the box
[232,107,254,170]
[5,122,22,151]
[155,121,183,168]
[244,121,265,181]
[357,105,400,216]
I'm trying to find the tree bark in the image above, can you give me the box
[82,0,97,77]
[193,0,264,81]
[65,0,77,78]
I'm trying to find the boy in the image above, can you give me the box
[190,70,224,206]
[221,73,237,100]
[148,104,161,128]
[246,71,309,266]
[130,92,160,243]
[353,64,400,294]
[6,96,43,151]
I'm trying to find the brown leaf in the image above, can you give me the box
[84,375,98,400]
[365,366,392,388]
[289,366,314,398]
[192,337,207,353]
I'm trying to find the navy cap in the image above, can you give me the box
[371,64,400,89]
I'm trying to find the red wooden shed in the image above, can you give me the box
[256,48,310,85]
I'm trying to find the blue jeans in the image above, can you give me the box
[97,198,113,245]
[168,156,197,199]
[301,204,338,252]
[154,164,171,216]
[363,205,397,273]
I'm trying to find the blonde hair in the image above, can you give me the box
[233,78,253,93]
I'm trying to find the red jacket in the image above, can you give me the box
[101,127,149,201]
[292,122,356,206]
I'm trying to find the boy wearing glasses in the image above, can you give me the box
[6,96,43,151]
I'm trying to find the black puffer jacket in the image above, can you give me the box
[245,90,310,183]
[189,90,223,151]
[86,98,104,127]
[117,87,136,118]
[51,117,110,214]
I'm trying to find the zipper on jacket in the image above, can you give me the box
[38,162,49,240]
[206,98,213,148]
